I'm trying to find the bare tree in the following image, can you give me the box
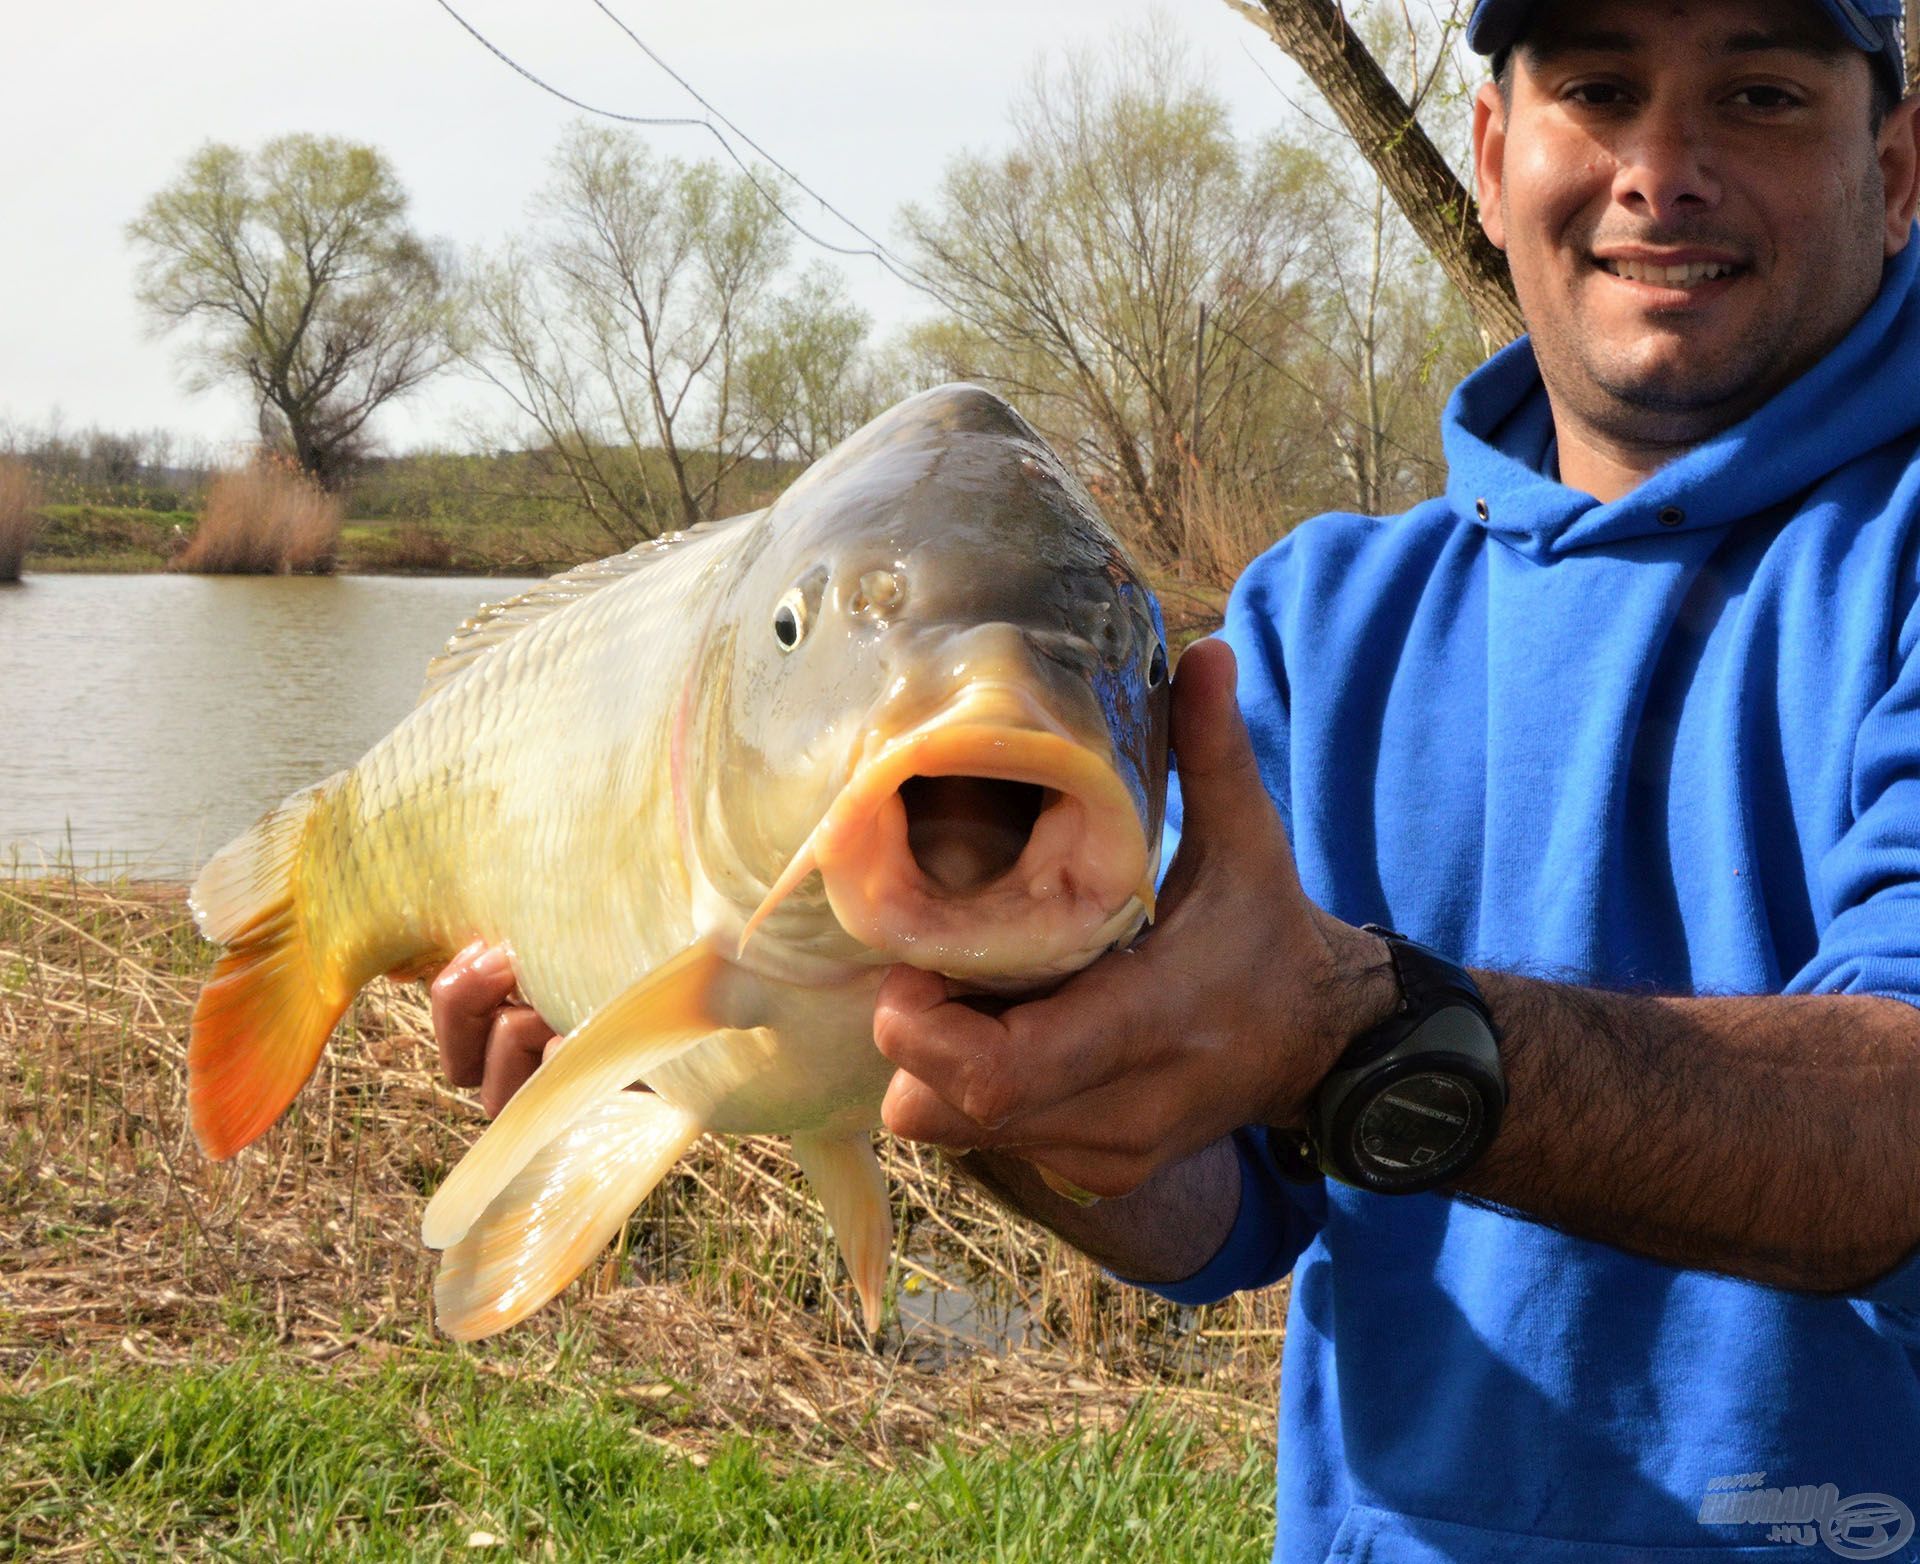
[900,24,1330,549]
[1222,0,1523,347]
[459,125,801,542]
[1288,15,1484,513]
[128,135,452,488]
[737,266,892,462]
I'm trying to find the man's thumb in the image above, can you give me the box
[1169,638,1264,822]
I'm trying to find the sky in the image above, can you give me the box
[0,0,1373,460]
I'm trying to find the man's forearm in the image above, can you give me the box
[1454,975,1920,1292]
[952,1136,1240,1284]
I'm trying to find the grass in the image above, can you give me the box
[2,1353,1273,1560]
[25,505,191,572]
[176,460,341,575]
[0,877,1288,1555]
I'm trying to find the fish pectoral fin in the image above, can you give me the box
[423,944,742,1250]
[434,1092,703,1342]
[790,1131,893,1335]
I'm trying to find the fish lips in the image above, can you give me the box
[740,682,1156,982]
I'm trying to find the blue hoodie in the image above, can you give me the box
[1147,237,1920,1561]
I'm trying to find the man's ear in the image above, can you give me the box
[1473,80,1509,252]
[1878,92,1920,255]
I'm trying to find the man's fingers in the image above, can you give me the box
[480,1005,561,1118]
[875,959,1159,1144]
[430,941,517,1088]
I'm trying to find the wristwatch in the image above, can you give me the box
[1279,926,1506,1194]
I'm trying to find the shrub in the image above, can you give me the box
[175,454,341,574]
[0,457,44,581]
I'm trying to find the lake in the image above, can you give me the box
[0,573,543,880]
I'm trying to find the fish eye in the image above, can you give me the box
[1147,642,1168,689]
[774,589,808,652]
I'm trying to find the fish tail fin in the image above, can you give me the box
[790,1132,893,1335]
[434,1093,703,1341]
[187,779,350,1160]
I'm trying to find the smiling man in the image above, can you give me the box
[870,0,1920,1556]
[433,0,1920,1557]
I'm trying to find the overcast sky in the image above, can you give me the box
[0,1,1363,458]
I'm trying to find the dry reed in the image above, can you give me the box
[0,878,1289,1467]
[0,457,43,581]
[1109,462,1302,645]
[176,455,341,574]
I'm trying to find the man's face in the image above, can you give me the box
[1473,0,1920,450]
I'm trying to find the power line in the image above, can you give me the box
[584,0,939,292]
[427,0,939,295]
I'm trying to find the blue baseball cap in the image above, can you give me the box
[1465,0,1907,94]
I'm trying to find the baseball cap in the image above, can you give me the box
[1464,0,1907,94]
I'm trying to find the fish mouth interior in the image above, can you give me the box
[899,775,1053,895]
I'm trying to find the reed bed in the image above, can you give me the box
[0,878,1288,1471]
[175,457,341,574]
[0,457,43,581]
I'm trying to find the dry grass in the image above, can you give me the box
[1112,464,1302,645]
[175,456,341,575]
[0,879,1288,1468]
[0,457,43,582]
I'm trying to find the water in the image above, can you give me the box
[0,573,542,880]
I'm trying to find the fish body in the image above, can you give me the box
[187,384,1171,1338]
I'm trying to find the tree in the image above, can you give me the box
[737,265,892,463]
[128,135,451,487]
[899,25,1331,551]
[1288,16,1484,515]
[1222,0,1524,348]
[460,125,827,541]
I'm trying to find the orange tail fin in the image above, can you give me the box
[187,780,349,1160]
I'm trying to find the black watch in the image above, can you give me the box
[1279,926,1506,1194]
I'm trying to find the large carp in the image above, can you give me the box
[187,384,1170,1340]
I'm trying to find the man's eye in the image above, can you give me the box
[1565,82,1632,107]
[1730,85,1802,110]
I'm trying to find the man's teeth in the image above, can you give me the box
[1601,259,1739,286]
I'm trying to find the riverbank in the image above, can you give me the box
[21,505,553,576]
[0,879,1286,1555]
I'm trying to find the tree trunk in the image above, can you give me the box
[1223,0,1525,349]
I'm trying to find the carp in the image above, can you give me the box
[186,384,1170,1340]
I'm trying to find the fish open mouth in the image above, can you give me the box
[900,775,1048,893]
[740,683,1154,981]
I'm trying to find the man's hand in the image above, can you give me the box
[874,637,1399,1202]
[429,942,559,1118]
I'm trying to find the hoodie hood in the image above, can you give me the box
[1445,230,1920,560]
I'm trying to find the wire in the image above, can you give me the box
[427,0,939,292]
[428,0,1432,478]
[585,0,939,290]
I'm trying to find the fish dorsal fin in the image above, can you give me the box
[417,511,761,706]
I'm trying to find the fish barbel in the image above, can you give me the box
[186,384,1171,1339]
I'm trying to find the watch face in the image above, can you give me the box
[1349,1071,1484,1189]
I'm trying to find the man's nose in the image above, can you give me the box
[1610,98,1721,218]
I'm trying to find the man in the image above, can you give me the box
[435,0,1920,1555]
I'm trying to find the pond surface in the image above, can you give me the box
[0,574,542,881]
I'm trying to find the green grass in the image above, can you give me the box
[27,508,570,576]
[1,1350,1274,1560]
[27,505,191,572]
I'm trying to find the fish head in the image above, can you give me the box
[696,384,1170,988]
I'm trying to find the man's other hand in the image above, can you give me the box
[429,942,559,1117]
